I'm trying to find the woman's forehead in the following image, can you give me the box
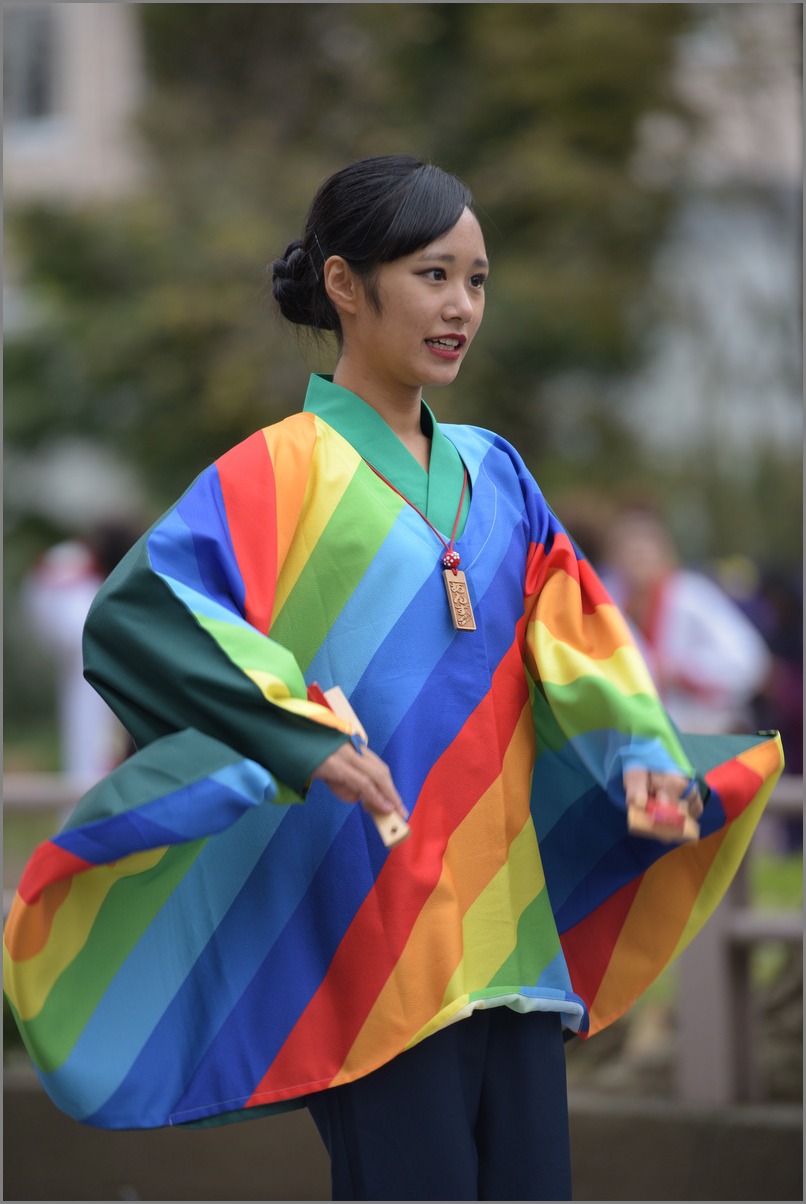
[417,209,488,262]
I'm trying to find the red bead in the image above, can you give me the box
[442,550,461,570]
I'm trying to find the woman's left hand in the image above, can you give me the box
[623,768,704,820]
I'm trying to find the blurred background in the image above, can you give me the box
[4,1,801,762]
[3,3,802,1198]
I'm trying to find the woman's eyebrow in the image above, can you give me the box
[416,252,490,268]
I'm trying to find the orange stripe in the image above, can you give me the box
[736,734,785,789]
[534,579,631,662]
[262,414,317,608]
[4,879,72,961]
[525,536,612,613]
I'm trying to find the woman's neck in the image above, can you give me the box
[332,362,431,471]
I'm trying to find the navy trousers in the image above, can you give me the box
[306,1006,572,1201]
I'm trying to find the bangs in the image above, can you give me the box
[356,164,473,268]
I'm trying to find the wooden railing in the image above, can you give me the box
[676,773,803,1105]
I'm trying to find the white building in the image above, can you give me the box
[623,3,802,467]
[4,2,146,204]
[4,3,149,526]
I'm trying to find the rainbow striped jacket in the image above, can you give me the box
[4,407,783,1129]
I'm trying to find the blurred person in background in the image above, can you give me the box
[601,496,772,736]
[745,565,803,852]
[22,520,140,785]
[745,565,803,775]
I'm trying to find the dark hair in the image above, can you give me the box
[271,155,474,340]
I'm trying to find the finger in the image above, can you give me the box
[623,768,650,810]
[354,748,408,817]
[310,745,367,802]
[649,772,688,801]
[357,769,406,818]
[312,746,407,817]
[651,773,704,819]
[682,778,704,819]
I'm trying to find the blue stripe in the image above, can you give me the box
[81,788,368,1126]
[305,512,437,697]
[43,780,283,1121]
[163,796,379,1123]
[56,763,275,863]
[153,466,246,614]
[157,573,250,627]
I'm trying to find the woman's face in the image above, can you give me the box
[343,207,488,398]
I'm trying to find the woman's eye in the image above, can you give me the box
[421,268,446,282]
[470,274,487,289]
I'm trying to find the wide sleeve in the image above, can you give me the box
[512,469,784,1038]
[83,425,350,798]
[522,501,696,801]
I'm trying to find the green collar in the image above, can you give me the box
[303,374,468,537]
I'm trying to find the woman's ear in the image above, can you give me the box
[323,256,359,317]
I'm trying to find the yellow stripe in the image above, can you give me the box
[4,849,166,1021]
[405,995,472,1048]
[530,618,658,695]
[244,670,352,732]
[244,668,295,700]
[272,419,358,618]
[439,818,544,1008]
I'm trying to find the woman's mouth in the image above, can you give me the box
[425,335,466,361]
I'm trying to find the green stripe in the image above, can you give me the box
[23,841,204,1073]
[534,678,689,766]
[487,886,562,990]
[195,614,308,698]
[272,468,402,670]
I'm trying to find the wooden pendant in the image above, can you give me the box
[443,569,476,631]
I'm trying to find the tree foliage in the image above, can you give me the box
[7,4,800,567]
[6,3,698,508]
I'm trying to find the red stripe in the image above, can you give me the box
[216,432,278,636]
[525,537,611,615]
[17,842,94,905]
[578,557,615,611]
[558,874,643,1008]
[248,630,530,1103]
[704,757,763,824]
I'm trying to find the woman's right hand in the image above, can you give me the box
[311,742,408,822]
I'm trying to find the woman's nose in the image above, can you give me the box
[442,286,476,323]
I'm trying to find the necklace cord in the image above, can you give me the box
[366,463,468,573]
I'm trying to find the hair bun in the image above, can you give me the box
[271,239,334,331]
[272,240,307,282]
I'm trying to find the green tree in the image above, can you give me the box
[6,3,696,506]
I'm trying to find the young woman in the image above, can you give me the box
[4,157,782,1202]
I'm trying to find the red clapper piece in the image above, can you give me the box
[627,794,700,845]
